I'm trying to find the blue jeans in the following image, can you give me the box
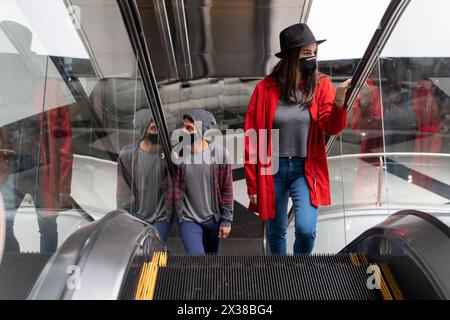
[268,157,318,255]
[153,219,171,243]
[179,218,220,255]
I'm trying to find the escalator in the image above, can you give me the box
[1,209,444,300]
[1,0,450,302]
[117,211,448,301]
[124,253,396,300]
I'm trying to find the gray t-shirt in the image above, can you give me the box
[135,149,167,222]
[181,145,215,223]
[272,96,311,158]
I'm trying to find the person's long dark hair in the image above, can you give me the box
[270,47,317,105]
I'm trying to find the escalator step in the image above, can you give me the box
[165,254,353,268]
[153,263,379,300]
[0,252,51,300]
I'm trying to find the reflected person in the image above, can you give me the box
[350,79,384,204]
[0,20,74,254]
[382,59,418,150]
[0,106,73,255]
[116,109,172,242]
[411,71,443,189]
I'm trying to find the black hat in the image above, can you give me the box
[275,23,326,58]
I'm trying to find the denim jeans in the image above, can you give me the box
[178,217,220,255]
[153,219,171,243]
[268,157,318,255]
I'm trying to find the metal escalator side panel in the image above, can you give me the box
[28,210,166,300]
[342,210,450,300]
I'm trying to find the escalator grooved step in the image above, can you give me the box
[0,252,51,300]
[153,258,379,300]
[122,254,403,300]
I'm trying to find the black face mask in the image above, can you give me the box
[145,133,159,144]
[300,57,317,77]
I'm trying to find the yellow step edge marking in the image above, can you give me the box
[144,252,158,299]
[135,251,167,300]
[159,252,168,267]
[358,253,369,265]
[137,262,149,300]
[135,261,149,300]
[350,253,360,265]
[351,254,396,300]
[381,263,404,300]
[148,263,159,300]
[376,263,393,301]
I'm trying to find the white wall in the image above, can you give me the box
[308,0,390,60]
[382,0,450,57]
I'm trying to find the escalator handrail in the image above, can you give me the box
[393,210,450,238]
[69,196,96,223]
[341,210,450,299]
[116,0,177,179]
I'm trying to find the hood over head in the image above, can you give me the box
[133,109,154,141]
[183,109,217,137]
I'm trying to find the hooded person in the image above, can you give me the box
[168,109,234,255]
[116,109,172,241]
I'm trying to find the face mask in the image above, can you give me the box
[300,57,317,77]
[145,133,159,144]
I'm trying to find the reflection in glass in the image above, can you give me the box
[350,74,384,206]
[410,72,443,190]
[379,57,450,210]
[0,21,74,254]
[116,109,172,242]
[0,0,162,255]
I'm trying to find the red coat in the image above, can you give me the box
[35,79,73,213]
[244,74,348,221]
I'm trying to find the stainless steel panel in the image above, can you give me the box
[184,0,308,78]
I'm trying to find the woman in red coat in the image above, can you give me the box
[244,23,351,255]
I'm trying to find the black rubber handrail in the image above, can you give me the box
[69,196,95,223]
[393,210,450,238]
[117,0,177,179]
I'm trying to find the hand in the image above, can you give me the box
[219,226,231,239]
[336,79,352,108]
[249,195,257,205]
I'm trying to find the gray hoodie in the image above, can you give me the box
[116,109,171,223]
[133,109,154,141]
[170,109,234,227]
[183,109,217,138]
